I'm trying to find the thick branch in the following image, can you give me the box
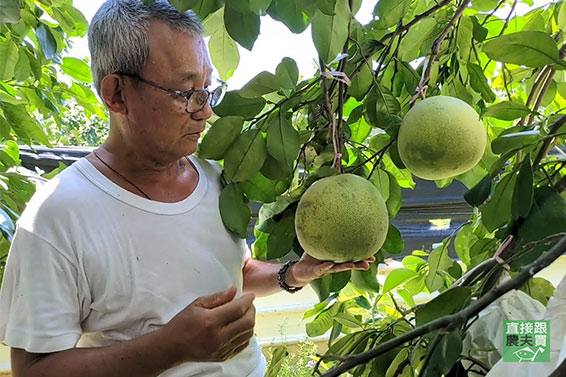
[321,236,566,377]
[409,0,472,106]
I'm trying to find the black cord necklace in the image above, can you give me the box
[92,149,152,200]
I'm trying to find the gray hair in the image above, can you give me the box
[88,0,204,95]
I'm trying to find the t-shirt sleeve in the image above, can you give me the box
[0,227,82,353]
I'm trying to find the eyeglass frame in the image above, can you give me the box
[115,72,227,114]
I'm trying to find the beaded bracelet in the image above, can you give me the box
[277,260,303,293]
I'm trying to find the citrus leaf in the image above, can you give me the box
[329,270,351,292]
[397,288,415,308]
[276,57,299,90]
[35,24,57,61]
[416,287,471,327]
[351,259,380,293]
[468,62,496,103]
[464,174,492,207]
[454,224,474,266]
[208,26,240,81]
[224,4,260,50]
[482,101,531,121]
[311,0,350,64]
[264,346,289,377]
[518,187,566,242]
[267,213,295,259]
[213,91,266,119]
[219,183,251,238]
[373,0,411,28]
[422,331,463,377]
[60,57,92,83]
[261,153,293,180]
[425,242,453,292]
[334,312,362,328]
[266,111,300,167]
[383,268,417,294]
[0,41,18,80]
[267,0,310,33]
[382,224,404,254]
[481,172,518,232]
[224,129,268,182]
[0,0,20,23]
[512,157,534,219]
[491,130,540,154]
[306,302,341,337]
[239,71,281,98]
[198,116,244,160]
[483,31,559,67]
[347,61,372,100]
[241,172,277,203]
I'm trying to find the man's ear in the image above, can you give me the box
[100,74,128,115]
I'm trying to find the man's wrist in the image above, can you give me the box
[284,262,305,288]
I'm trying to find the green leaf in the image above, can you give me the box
[213,91,266,119]
[60,57,92,83]
[0,41,18,81]
[257,195,297,230]
[369,169,390,201]
[241,172,277,203]
[219,183,251,238]
[35,24,57,61]
[1,104,51,147]
[347,61,372,100]
[483,31,559,67]
[0,0,20,23]
[334,312,362,328]
[306,302,341,337]
[224,4,260,50]
[351,259,380,293]
[397,288,415,308]
[558,1,566,31]
[374,0,411,27]
[276,57,299,90]
[470,15,488,42]
[261,154,293,180]
[311,0,350,64]
[382,224,404,254]
[518,187,566,242]
[512,157,534,219]
[520,277,555,306]
[416,287,471,327]
[383,268,417,294]
[491,130,539,154]
[365,85,401,134]
[457,16,473,62]
[468,63,496,103]
[481,172,518,232]
[482,101,531,121]
[399,18,436,61]
[454,224,474,266]
[329,270,351,292]
[267,0,310,33]
[0,140,19,165]
[239,71,281,98]
[267,213,296,259]
[425,243,453,292]
[399,61,419,94]
[422,331,463,377]
[464,174,492,207]
[385,171,402,218]
[264,346,289,377]
[14,49,31,82]
[266,111,300,167]
[209,26,240,81]
[198,116,244,160]
[224,129,268,182]
[310,274,333,301]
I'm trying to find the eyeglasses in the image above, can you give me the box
[117,72,227,114]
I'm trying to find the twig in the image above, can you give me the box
[532,114,566,170]
[319,58,341,172]
[367,139,395,180]
[527,67,556,126]
[320,235,566,377]
[480,0,506,26]
[409,0,472,107]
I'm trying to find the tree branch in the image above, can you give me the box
[409,0,472,107]
[320,235,566,377]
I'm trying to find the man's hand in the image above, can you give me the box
[286,253,376,288]
[161,286,256,363]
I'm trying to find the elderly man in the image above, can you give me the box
[0,1,374,376]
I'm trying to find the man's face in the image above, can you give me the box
[123,20,213,160]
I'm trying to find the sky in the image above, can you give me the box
[68,0,541,90]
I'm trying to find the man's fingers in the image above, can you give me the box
[210,293,255,327]
[220,304,256,337]
[195,286,238,309]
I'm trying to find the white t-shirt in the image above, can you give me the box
[0,155,266,377]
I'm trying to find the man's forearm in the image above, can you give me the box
[12,327,181,377]
[242,259,302,297]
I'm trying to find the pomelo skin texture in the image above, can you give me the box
[397,96,487,180]
[294,174,389,263]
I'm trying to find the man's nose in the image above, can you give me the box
[191,100,213,121]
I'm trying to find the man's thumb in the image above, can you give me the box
[196,286,237,309]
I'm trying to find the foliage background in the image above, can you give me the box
[1,0,566,376]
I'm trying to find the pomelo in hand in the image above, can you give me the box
[294,173,389,263]
[398,96,487,180]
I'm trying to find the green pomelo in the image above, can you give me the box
[398,96,487,180]
[294,174,389,263]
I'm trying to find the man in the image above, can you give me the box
[0,1,374,376]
